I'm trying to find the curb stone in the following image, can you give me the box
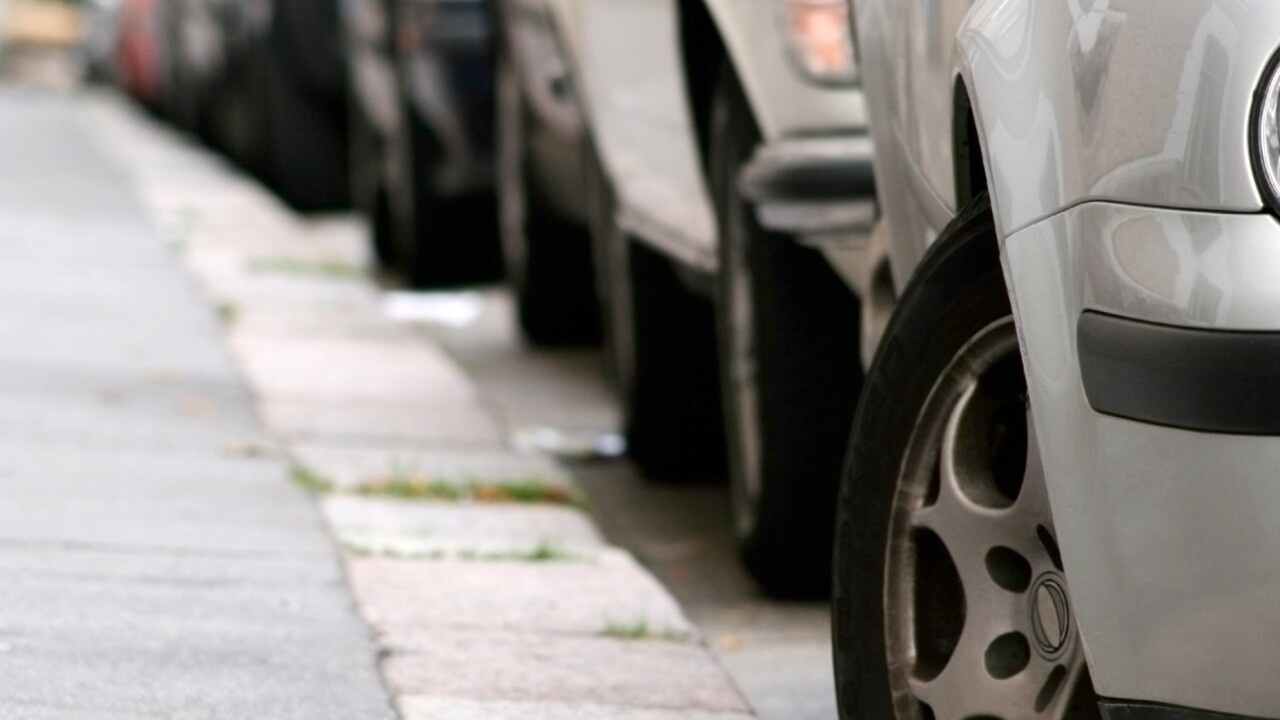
[89,94,758,719]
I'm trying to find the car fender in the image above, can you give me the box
[957,0,1275,240]
[698,0,865,141]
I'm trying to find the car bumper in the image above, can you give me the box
[1003,202,1280,719]
[1100,700,1267,720]
[737,134,876,236]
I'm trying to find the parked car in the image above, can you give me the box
[834,2,1280,719]
[343,0,501,286]
[503,0,883,596]
[116,0,166,108]
[207,0,350,211]
[83,0,124,84]
[493,0,599,344]
[157,0,223,139]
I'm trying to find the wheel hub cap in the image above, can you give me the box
[1031,573,1071,659]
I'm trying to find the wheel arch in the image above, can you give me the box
[678,0,731,175]
[951,77,987,211]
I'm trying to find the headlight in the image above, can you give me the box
[1252,51,1280,212]
[780,0,858,86]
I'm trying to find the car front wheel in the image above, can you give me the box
[833,193,1099,720]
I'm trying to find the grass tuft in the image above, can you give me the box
[356,472,582,507]
[247,257,365,279]
[342,540,584,563]
[215,301,239,324]
[599,621,690,642]
[290,465,335,493]
[457,541,579,563]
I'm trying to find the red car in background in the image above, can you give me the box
[116,0,165,107]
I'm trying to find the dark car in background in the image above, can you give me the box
[114,0,503,286]
[207,0,351,211]
[491,0,598,345]
[343,0,501,286]
[155,0,221,139]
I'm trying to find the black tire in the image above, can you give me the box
[385,104,502,288]
[209,26,268,175]
[588,148,726,479]
[833,192,1098,719]
[344,0,398,271]
[261,36,351,212]
[497,39,600,345]
[709,69,862,598]
[348,97,396,271]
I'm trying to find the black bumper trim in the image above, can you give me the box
[1078,311,1280,435]
[738,136,876,204]
[1100,700,1270,720]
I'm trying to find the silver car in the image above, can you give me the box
[835,2,1280,719]
[498,0,882,597]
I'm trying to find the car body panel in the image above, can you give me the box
[495,0,588,220]
[857,0,1280,714]
[532,0,867,272]
[961,0,1271,238]
[575,0,717,268]
[1005,203,1280,718]
[857,0,1278,284]
[701,0,867,141]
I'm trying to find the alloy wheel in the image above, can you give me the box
[884,318,1096,720]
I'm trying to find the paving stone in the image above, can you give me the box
[384,630,750,714]
[200,271,384,314]
[261,400,505,448]
[231,305,413,343]
[348,549,693,638]
[232,334,479,406]
[323,495,603,553]
[294,443,573,492]
[400,697,755,720]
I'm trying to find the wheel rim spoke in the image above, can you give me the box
[1035,646,1089,720]
[885,319,1093,720]
[908,621,1018,720]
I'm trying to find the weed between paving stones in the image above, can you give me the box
[342,539,588,563]
[290,465,335,492]
[215,301,239,324]
[247,257,365,278]
[357,473,584,507]
[599,620,690,643]
[288,465,585,507]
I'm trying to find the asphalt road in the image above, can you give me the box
[413,288,838,720]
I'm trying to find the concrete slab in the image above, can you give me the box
[231,334,479,406]
[384,630,751,713]
[400,696,756,720]
[261,400,504,448]
[231,306,411,343]
[294,443,573,492]
[323,495,602,552]
[199,271,384,314]
[348,550,693,639]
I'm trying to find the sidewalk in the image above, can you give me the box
[0,88,391,717]
[51,86,759,719]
